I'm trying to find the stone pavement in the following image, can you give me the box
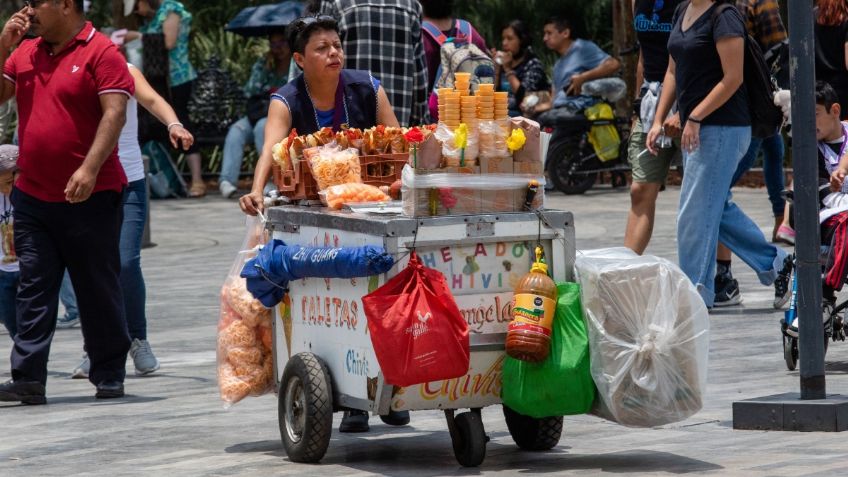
[1,184,847,477]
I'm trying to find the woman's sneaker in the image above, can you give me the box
[71,354,90,379]
[773,254,794,309]
[56,314,80,329]
[714,276,742,307]
[130,339,160,376]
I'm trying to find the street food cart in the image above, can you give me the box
[266,206,575,466]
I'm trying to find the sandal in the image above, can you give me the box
[188,181,206,198]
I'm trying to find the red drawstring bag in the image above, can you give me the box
[362,252,470,387]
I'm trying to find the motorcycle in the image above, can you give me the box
[541,79,632,195]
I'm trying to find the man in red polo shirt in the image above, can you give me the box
[0,0,134,404]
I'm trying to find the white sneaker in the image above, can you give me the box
[130,339,160,376]
[71,354,89,379]
[219,180,237,199]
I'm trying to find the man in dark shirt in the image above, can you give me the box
[0,0,133,404]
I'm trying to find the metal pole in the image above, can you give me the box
[788,0,825,400]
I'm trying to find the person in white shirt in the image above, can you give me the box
[61,63,193,378]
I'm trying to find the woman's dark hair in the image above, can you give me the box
[816,81,841,110]
[817,0,848,26]
[503,20,533,58]
[287,15,340,55]
[143,0,162,11]
[419,0,454,20]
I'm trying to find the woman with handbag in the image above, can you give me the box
[218,32,291,199]
[492,20,550,118]
[646,0,791,309]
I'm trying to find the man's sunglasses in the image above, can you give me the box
[291,15,336,29]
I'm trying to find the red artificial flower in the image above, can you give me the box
[403,127,425,144]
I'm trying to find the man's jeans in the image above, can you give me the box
[678,125,788,307]
[60,179,149,340]
[219,116,266,186]
[0,269,18,336]
[731,132,786,217]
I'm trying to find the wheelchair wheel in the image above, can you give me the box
[783,334,798,371]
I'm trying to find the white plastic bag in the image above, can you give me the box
[574,247,709,427]
[217,216,274,407]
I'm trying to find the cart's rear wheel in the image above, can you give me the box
[279,352,333,463]
[451,412,487,467]
[502,405,562,451]
[783,335,798,371]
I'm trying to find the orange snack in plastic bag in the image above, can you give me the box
[320,182,391,209]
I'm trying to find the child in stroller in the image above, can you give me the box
[781,82,848,365]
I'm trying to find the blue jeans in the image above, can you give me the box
[219,116,266,186]
[60,179,149,340]
[0,269,18,336]
[678,125,788,307]
[59,271,78,320]
[731,133,786,217]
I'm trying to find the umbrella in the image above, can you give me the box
[225,1,305,38]
[241,240,396,307]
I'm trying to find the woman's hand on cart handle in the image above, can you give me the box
[240,190,265,216]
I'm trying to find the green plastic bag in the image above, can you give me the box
[502,282,595,418]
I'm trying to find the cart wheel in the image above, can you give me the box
[278,352,333,463]
[783,335,798,371]
[502,405,562,451]
[451,412,487,467]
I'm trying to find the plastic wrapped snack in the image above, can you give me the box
[434,122,478,166]
[306,143,362,190]
[319,182,390,209]
[574,247,709,427]
[217,216,275,407]
[478,120,509,159]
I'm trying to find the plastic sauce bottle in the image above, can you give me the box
[506,247,558,363]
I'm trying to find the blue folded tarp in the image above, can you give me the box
[241,239,395,307]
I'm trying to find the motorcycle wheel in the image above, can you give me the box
[546,138,600,195]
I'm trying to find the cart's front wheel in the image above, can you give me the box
[451,412,487,467]
[503,405,563,451]
[279,352,333,463]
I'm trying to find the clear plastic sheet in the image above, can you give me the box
[217,216,274,407]
[401,165,544,215]
[574,247,710,427]
[580,77,628,103]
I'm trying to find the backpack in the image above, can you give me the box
[143,141,187,199]
[711,3,784,139]
[422,20,495,93]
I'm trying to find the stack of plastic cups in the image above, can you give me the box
[454,72,471,95]
[441,91,461,130]
[437,87,453,121]
[461,95,477,131]
[494,91,509,120]
[476,83,495,120]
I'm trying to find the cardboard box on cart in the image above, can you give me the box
[479,156,516,213]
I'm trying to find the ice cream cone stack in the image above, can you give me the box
[494,91,509,120]
[475,83,494,120]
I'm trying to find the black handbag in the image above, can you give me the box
[246,93,271,126]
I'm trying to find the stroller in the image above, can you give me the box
[780,186,848,370]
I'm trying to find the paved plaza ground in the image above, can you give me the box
[1,183,847,476]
